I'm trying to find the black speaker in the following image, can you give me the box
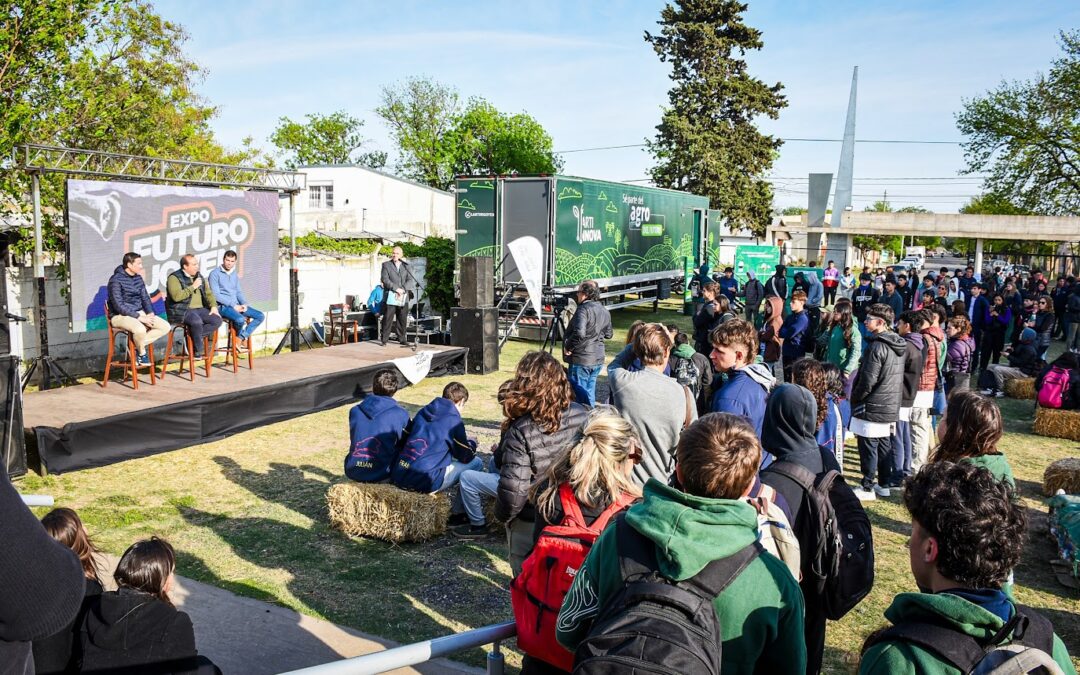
[450,307,499,374]
[459,257,494,308]
[0,357,26,478]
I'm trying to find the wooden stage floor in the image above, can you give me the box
[24,342,466,473]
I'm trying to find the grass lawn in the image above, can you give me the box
[17,302,1080,672]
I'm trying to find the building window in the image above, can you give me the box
[309,184,334,209]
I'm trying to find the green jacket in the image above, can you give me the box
[963,453,1015,489]
[859,592,1075,675]
[166,272,216,311]
[827,324,862,376]
[556,480,806,675]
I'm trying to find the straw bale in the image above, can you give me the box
[327,482,450,543]
[1044,458,1080,496]
[1034,406,1080,442]
[1004,377,1036,400]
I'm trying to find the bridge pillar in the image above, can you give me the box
[974,238,985,277]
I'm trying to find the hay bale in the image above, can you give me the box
[1044,458,1080,496]
[1034,406,1080,442]
[1005,377,1036,400]
[327,482,450,543]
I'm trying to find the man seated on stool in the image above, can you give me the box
[208,249,264,352]
[166,254,223,359]
[107,252,169,366]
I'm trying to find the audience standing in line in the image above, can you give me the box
[32,508,104,675]
[558,413,807,674]
[981,293,1013,370]
[1033,295,1056,361]
[859,462,1074,674]
[912,308,943,471]
[850,304,906,501]
[892,311,926,488]
[743,270,765,327]
[669,331,713,415]
[609,324,697,486]
[825,300,861,386]
[779,290,810,381]
[693,281,726,356]
[718,266,740,303]
[822,260,840,306]
[760,294,785,380]
[944,315,975,394]
[839,266,856,300]
[765,264,788,303]
[852,273,880,339]
[561,280,613,406]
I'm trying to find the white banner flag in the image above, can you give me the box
[392,350,434,384]
[507,236,544,314]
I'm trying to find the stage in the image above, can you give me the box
[24,342,467,474]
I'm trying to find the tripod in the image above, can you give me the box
[542,307,569,355]
[15,311,74,391]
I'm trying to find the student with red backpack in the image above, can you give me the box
[511,407,641,674]
[1036,352,1080,410]
[556,413,806,675]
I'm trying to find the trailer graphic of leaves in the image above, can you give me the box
[457,199,476,210]
[468,181,494,190]
[557,187,583,201]
[553,234,693,285]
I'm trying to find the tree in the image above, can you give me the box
[780,206,806,215]
[1,0,255,257]
[645,0,786,237]
[446,98,563,176]
[270,111,385,170]
[956,30,1080,215]
[375,77,461,189]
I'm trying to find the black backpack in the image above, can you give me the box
[572,516,761,675]
[765,458,874,620]
[672,355,702,397]
[864,605,1064,675]
[1068,292,1080,316]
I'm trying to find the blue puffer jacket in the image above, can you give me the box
[344,395,410,483]
[712,364,776,466]
[391,397,476,493]
[107,265,153,318]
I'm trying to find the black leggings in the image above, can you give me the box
[979,330,1005,371]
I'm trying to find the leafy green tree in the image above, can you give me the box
[375,77,461,189]
[2,0,255,257]
[956,30,1080,215]
[270,111,386,170]
[446,98,562,176]
[645,0,786,237]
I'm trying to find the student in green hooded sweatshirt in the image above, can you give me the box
[929,390,1014,487]
[556,413,806,675]
[860,461,1075,674]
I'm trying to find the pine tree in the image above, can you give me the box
[645,0,786,236]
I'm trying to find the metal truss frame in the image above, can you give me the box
[15,143,305,193]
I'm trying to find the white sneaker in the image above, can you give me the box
[873,484,891,498]
[853,487,877,501]
[994,391,1006,398]
[979,388,995,395]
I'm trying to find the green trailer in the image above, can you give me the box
[455,175,711,295]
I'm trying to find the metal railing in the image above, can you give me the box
[278,621,517,675]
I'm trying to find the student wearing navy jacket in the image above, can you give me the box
[709,319,776,464]
[779,290,810,381]
[344,369,411,483]
[392,382,481,493]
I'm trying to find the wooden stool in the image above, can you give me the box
[219,317,254,373]
[161,323,212,381]
[101,303,156,390]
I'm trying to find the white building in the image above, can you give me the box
[282,165,455,240]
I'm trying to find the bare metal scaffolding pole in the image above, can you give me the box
[12,144,307,388]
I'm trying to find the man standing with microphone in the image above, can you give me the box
[380,246,414,348]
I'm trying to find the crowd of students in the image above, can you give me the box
[337,271,1077,674]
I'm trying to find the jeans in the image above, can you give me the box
[436,456,483,493]
[909,407,933,472]
[987,364,1026,391]
[456,469,499,525]
[891,419,912,484]
[1069,319,1080,352]
[218,304,265,339]
[568,363,602,406]
[857,434,894,490]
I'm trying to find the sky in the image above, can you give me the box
[155,0,1080,213]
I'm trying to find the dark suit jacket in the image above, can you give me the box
[380,260,415,301]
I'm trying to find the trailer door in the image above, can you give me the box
[501,178,551,284]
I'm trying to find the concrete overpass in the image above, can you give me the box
[767,211,1080,271]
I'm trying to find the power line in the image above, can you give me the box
[556,138,964,153]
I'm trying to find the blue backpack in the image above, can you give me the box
[367,285,385,315]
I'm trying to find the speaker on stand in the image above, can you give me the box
[450,307,499,375]
[459,256,494,308]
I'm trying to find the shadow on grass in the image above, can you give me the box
[1014,503,1080,604]
[175,504,512,667]
[213,456,335,521]
[1015,477,1047,501]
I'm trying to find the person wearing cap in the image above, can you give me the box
[718,266,739,303]
[981,327,1041,397]
[852,272,880,337]
[849,303,906,501]
[765,264,788,301]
